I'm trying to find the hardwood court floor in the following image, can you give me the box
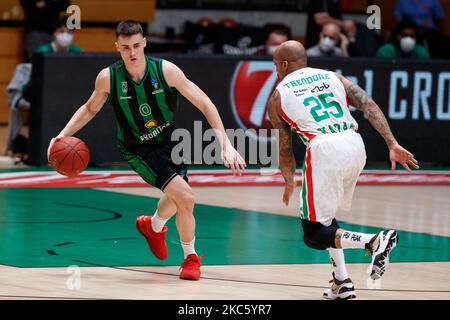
[0,262,448,300]
[0,124,448,299]
[0,184,449,300]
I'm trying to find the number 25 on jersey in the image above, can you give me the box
[303,92,344,122]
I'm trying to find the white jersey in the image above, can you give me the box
[276,67,358,145]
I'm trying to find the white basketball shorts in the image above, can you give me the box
[300,130,367,227]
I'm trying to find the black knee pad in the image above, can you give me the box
[301,218,340,250]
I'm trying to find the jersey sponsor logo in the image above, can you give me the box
[293,88,308,97]
[230,61,277,141]
[151,77,159,89]
[311,82,330,93]
[121,81,128,94]
[152,89,164,95]
[139,103,152,116]
[145,119,157,128]
[139,122,170,141]
[150,77,163,94]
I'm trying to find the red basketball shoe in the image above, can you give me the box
[135,215,168,260]
[179,254,203,280]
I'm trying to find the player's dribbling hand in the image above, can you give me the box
[222,146,246,176]
[47,135,65,161]
[283,180,295,206]
[389,143,419,173]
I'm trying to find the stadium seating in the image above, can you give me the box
[0,0,155,124]
[0,27,24,123]
[70,0,155,23]
[72,27,117,53]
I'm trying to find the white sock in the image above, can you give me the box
[328,248,349,281]
[340,230,377,249]
[180,237,197,259]
[151,210,169,233]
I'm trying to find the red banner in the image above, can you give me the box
[0,169,449,188]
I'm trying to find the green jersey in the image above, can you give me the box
[376,43,430,59]
[107,56,179,152]
[36,42,83,53]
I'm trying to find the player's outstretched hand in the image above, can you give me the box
[222,146,246,176]
[389,143,419,173]
[283,180,295,206]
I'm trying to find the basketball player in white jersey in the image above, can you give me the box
[269,41,419,300]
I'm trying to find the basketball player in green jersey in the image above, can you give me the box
[47,21,246,280]
[269,41,419,299]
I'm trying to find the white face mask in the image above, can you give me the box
[55,32,73,48]
[319,36,335,52]
[266,45,278,55]
[400,36,416,53]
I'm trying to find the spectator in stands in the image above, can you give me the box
[5,63,31,156]
[395,0,444,31]
[341,20,361,57]
[394,0,446,58]
[265,29,290,55]
[20,0,71,59]
[307,23,349,57]
[376,19,430,59]
[35,21,82,53]
[254,28,290,56]
[20,19,82,112]
[305,0,356,49]
[5,18,82,157]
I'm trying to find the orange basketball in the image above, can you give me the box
[48,136,90,177]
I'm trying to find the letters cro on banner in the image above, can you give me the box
[30,55,450,166]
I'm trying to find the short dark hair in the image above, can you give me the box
[390,19,422,44]
[54,16,69,32]
[116,20,144,38]
[270,29,290,38]
[264,24,292,40]
[396,19,419,35]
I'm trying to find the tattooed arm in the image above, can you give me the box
[268,89,297,205]
[337,74,419,172]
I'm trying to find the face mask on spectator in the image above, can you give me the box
[266,45,278,55]
[319,36,335,52]
[400,36,416,53]
[55,32,74,48]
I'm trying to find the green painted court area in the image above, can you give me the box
[0,188,449,268]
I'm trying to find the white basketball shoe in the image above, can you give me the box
[323,272,356,300]
[367,230,399,280]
